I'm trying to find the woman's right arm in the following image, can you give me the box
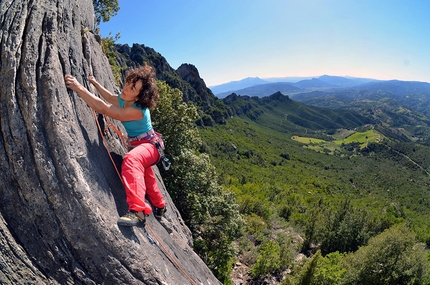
[88,76,118,106]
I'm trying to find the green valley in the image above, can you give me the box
[199,112,430,284]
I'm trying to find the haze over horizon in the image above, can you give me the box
[99,0,430,87]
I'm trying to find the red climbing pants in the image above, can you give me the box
[121,142,166,215]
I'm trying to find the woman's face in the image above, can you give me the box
[121,80,143,102]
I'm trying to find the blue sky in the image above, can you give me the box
[99,0,430,87]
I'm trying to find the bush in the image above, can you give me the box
[250,240,281,277]
[342,224,430,285]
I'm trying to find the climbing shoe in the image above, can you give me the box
[154,206,167,219]
[117,211,146,227]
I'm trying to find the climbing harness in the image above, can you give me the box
[128,131,171,171]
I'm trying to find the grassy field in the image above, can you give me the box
[291,129,385,154]
[336,129,383,146]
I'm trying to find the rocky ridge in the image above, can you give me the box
[113,43,233,125]
[114,43,215,107]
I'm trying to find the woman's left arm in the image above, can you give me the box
[65,75,142,121]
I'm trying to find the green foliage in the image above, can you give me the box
[93,0,119,24]
[101,32,121,85]
[152,81,201,157]
[152,81,244,283]
[296,250,321,285]
[341,224,430,285]
[200,116,430,282]
[223,93,372,134]
[250,240,281,277]
[285,250,346,285]
[245,214,268,235]
[249,231,297,279]
[316,199,393,255]
[314,251,346,285]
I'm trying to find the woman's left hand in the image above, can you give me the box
[65,75,84,92]
[88,75,98,85]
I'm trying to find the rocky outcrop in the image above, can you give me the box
[176,63,217,109]
[222,93,259,117]
[114,43,201,105]
[113,44,234,125]
[0,0,220,284]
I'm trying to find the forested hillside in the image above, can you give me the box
[105,38,430,284]
[199,109,430,284]
[195,81,430,284]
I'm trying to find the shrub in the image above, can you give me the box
[342,224,430,285]
[250,240,281,277]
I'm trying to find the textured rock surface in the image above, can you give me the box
[0,0,220,284]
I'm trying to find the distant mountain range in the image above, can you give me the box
[206,74,430,142]
[216,82,302,98]
[111,43,430,134]
[211,75,380,98]
[209,77,269,95]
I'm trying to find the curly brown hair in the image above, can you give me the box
[125,63,159,109]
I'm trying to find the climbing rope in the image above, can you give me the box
[102,114,129,147]
[93,111,123,180]
[145,222,198,285]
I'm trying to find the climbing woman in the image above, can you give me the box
[64,63,167,227]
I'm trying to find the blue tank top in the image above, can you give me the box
[118,95,152,137]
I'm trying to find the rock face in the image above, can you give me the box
[0,0,221,284]
[176,63,217,109]
[114,43,201,105]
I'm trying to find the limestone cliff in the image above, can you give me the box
[0,0,221,284]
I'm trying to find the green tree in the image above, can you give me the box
[101,32,121,85]
[319,199,371,254]
[152,81,244,284]
[302,202,324,253]
[303,199,393,255]
[313,251,346,285]
[93,0,119,24]
[297,250,321,285]
[341,224,430,285]
[282,251,346,285]
[250,240,281,277]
